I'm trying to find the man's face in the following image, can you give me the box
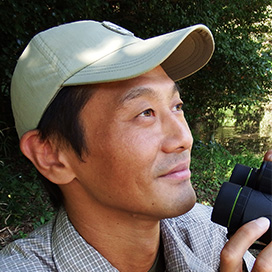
[71,66,195,220]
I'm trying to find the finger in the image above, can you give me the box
[264,150,272,161]
[252,241,272,272]
[220,217,270,272]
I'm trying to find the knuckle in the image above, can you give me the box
[220,246,237,264]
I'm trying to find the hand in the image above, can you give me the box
[220,217,271,271]
[264,150,272,162]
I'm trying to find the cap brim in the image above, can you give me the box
[64,24,214,86]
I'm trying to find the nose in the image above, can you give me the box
[161,112,193,153]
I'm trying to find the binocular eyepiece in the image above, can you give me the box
[211,161,272,244]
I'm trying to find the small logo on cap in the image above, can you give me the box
[102,21,134,36]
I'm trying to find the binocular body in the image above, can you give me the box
[211,161,272,244]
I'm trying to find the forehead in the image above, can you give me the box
[88,66,178,106]
[79,66,180,143]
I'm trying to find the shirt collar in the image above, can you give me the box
[52,207,119,271]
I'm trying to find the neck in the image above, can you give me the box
[62,186,160,272]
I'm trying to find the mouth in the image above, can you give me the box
[158,162,191,181]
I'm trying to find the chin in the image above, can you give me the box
[160,187,197,219]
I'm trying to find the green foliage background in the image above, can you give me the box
[0,0,271,247]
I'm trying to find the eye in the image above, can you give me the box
[173,102,183,112]
[138,108,155,117]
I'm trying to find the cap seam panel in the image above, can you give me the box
[33,34,71,80]
[63,39,141,82]
[72,38,174,77]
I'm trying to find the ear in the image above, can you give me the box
[20,130,76,185]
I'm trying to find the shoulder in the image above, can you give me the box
[0,218,56,271]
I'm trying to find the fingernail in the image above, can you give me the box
[255,217,270,229]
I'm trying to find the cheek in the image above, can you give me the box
[113,129,159,167]
[83,118,161,190]
[94,130,159,193]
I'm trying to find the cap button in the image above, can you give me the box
[102,21,134,36]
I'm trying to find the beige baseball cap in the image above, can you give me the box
[11,20,214,138]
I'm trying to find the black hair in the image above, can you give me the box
[37,85,96,208]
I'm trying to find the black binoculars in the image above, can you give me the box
[211,161,272,244]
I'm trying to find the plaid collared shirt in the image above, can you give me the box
[0,203,254,271]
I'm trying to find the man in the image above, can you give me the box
[0,20,271,271]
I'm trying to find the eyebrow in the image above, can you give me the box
[118,83,180,105]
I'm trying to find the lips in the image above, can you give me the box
[159,162,191,181]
